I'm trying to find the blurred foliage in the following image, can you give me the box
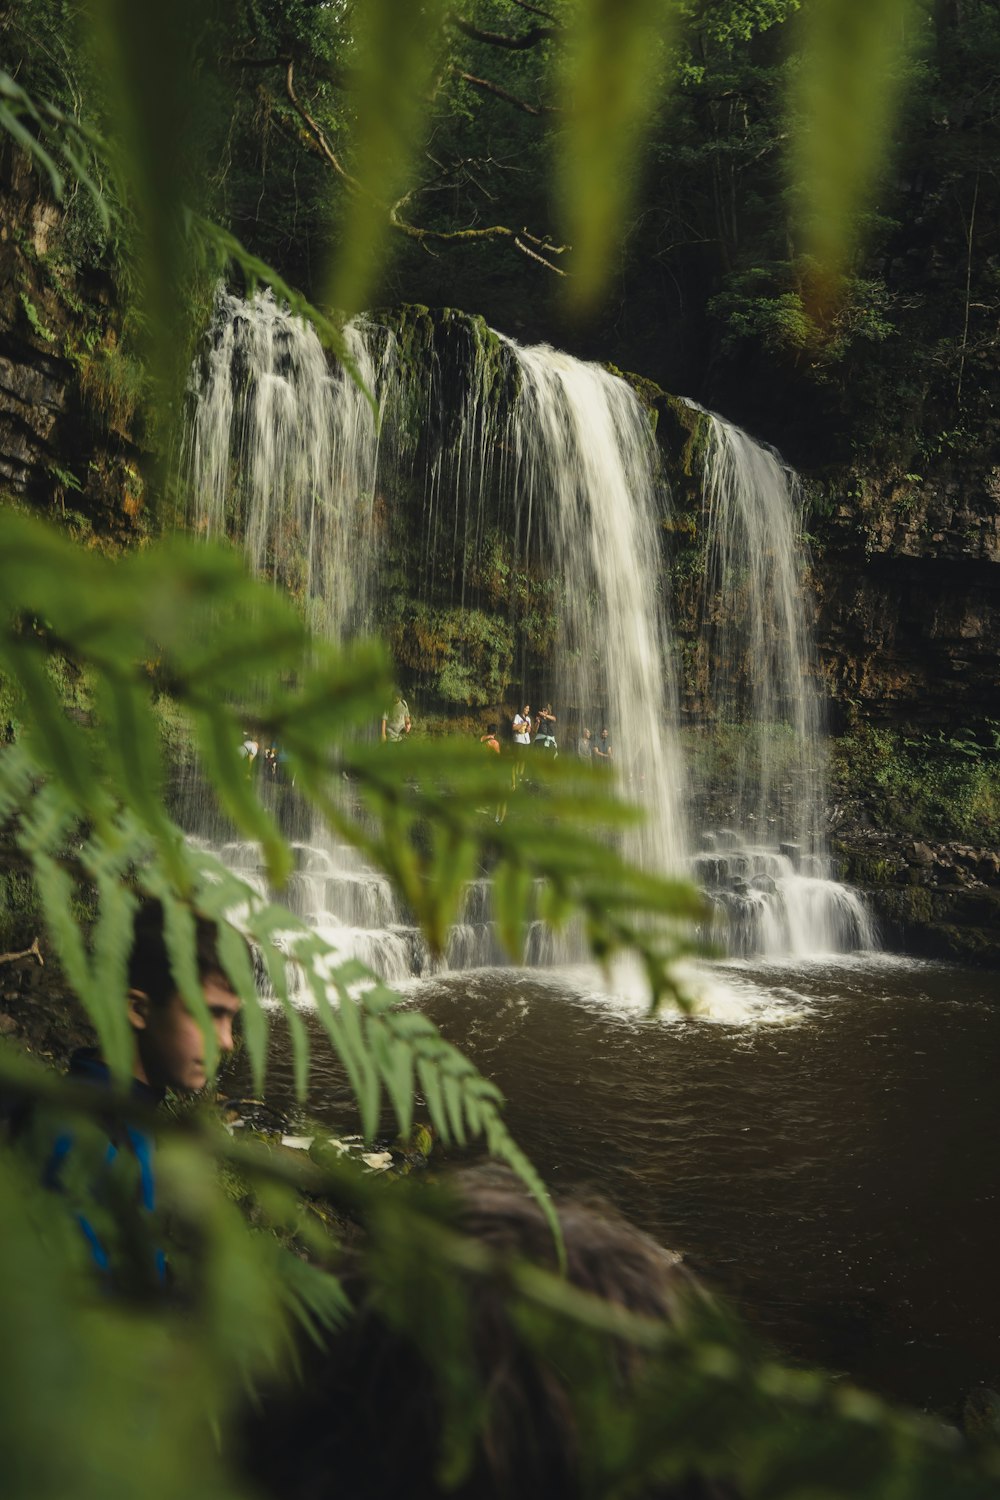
[7,0,996,502]
[555,0,678,311]
[0,503,707,1493]
[789,0,921,327]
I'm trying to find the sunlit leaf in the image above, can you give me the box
[557,0,678,313]
[329,0,448,315]
[789,0,921,326]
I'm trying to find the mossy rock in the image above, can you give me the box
[930,924,1000,968]
[929,886,1000,928]
[871,886,935,927]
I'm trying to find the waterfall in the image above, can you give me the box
[693,411,822,855]
[181,286,386,640]
[486,343,687,874]
[180,288,875,973]
[680,411,877,956]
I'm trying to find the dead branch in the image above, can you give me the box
[281,61,568,275]
[453,67,559,116]
[388,199,569,274]
[513,232,567,273]
[0,936,44,967]
[284,60,364,195]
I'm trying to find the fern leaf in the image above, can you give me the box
[482,1107,564,1271]
[190,705,290,887]
[217,919,268,1098]
[273,1246,352,1346]
[187,214,376,418]
[791,0,920,323]
[330,0,448,315]
[416,1048,452,1145]
[0,98,64,199]
[557,0,678,312]
[368,1016,415,1142]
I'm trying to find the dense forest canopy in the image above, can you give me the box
[6,0,998,471]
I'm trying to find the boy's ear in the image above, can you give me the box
[127,989,151,1031]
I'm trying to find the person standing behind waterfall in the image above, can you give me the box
[511,703,532,790]
[512,704,532,747]
[533,703,557,754]
[593,727,614,769]
[381,692,411,743]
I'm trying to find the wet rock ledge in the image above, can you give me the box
[834,833,1000,967]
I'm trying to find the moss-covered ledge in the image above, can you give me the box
[834,833,1000,968]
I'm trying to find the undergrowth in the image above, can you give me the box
[832,724,1000,845]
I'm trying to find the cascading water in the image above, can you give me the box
[686,411,875,956]
[179,288,874,977]
[181,287,386,640]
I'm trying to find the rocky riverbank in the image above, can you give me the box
[833,827,1000,967]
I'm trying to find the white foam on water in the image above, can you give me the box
[529,958,809,1028]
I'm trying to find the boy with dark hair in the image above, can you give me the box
[34,899,243,1285]
[119,899,242,1096]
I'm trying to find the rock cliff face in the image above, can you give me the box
[810,465,1000,729]
[0,147,148,545]
[833,832,1000,967]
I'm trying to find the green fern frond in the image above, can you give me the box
[0,71,111,230]
[272,1247,352,1346]
[557,0,678,313]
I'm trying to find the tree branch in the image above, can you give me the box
[283,59,362,195]
[446,11,559,49]
[453,67,559,117]
[280,61,568,276]
[0,936,44,967]
[387,198,569,274]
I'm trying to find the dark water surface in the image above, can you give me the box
[245,954,1000,1414]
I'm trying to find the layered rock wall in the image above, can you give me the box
[811,464,1000,728]
[0,146,148,545]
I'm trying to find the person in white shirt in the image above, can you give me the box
[512,704,532,746]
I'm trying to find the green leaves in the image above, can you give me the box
[3,0,932,356]
[0,498,706,1288]
[82,0,210,406]
[329,0,449,315]
[0,69,111,230]
[0,1145,244,1500]
[557,0,678,314]
[789,0,923,324]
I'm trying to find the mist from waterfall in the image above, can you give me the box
[179,289,875,973]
